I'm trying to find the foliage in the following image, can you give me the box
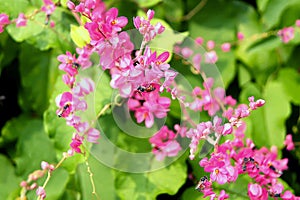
[0,0,299,199]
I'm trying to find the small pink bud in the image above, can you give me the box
[206,40,215,50]
[36,186,46,200]
[67,0,75,10]
[221,42,231,52]
[50,21,55,28]
[30,183,38,190]
[20,181,28,188]
[195,37,204,45]
[147,9,155,20]
[41,161,49,170]
[181,47,193,58]
[237,32,244,40]
[16,13,27,27]
[296,19,300,27]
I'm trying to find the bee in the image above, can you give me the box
[268,164,282,175]
[195,176,208,192]
[242,157,259,171]
[72,62,80,69]
[137,84,156,93]
[45,14,51,25]
[269,191,281,197]
[57,103,70,117]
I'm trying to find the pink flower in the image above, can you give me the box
[55,92,73,118]
[237,32,244,40]
[85,128,100,143]
[133,9,165,42]
[70,133,83,153]
[281,190,296,200]
[221,43,231,52]
[72,78,95,97]
[16,13,27,27]
[284,134,295,151]
[41,0,56,15]
[181,47,193,59]
[192,53,201,71]
[150,126,181,161]
[248,96,265,110]
[36,186,46,200]
[67,0,75,10]
[278,27,295,43]
[204,51,218,64]
[206,40,215,50]
[218,190,229,200]
[296,19,300,27]
[105,7,128,33]
[248,183,268,200]
[0,13,10,33]
[195,37,204,45]
[57,51,78,77]
[211,167,228,184]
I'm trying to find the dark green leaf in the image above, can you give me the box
[0,154,21,200]
[261,0,300,29]
[18,43,54,115]
[13,119,56,175]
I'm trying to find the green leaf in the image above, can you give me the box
[70,24,91,48]
[115,158,187,199]
[238,64,252,87]
[0,32,19,74]
[261,0,300,29]
[0,154,21,200]
[13,118,56,175]
[18,43,54,115]
[0,0,29,17]
[43,168,70,199]
[6,11,45,42]
[188,0,259,88]
[240,81,291,148]
[77,154,117,200]
[134,0,162,8]
[262,81,291,147]
[256,0,270,13]
[27,7,75,51]
[0,114,34,145]
[277,68,300,104]
[236,36,294,85]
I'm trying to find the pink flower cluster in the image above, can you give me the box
[0,0,57,33]
[188,78,237,116]
[55,77,100,154]
[149,126,182,161]
[194,123,299,199]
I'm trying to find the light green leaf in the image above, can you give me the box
[77,154,117,200]
[263,81,291,147]
[0,154,21,200]
[134,0,162,8]
[239,81,291,148]
[0,0,29,17]
[115,158,187,199]
[261,0,300,29]
[278,68,300,104]
[70,24,91,48]
[6,11,45,42]
[43,168,70,199]
[238,64,252,87]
